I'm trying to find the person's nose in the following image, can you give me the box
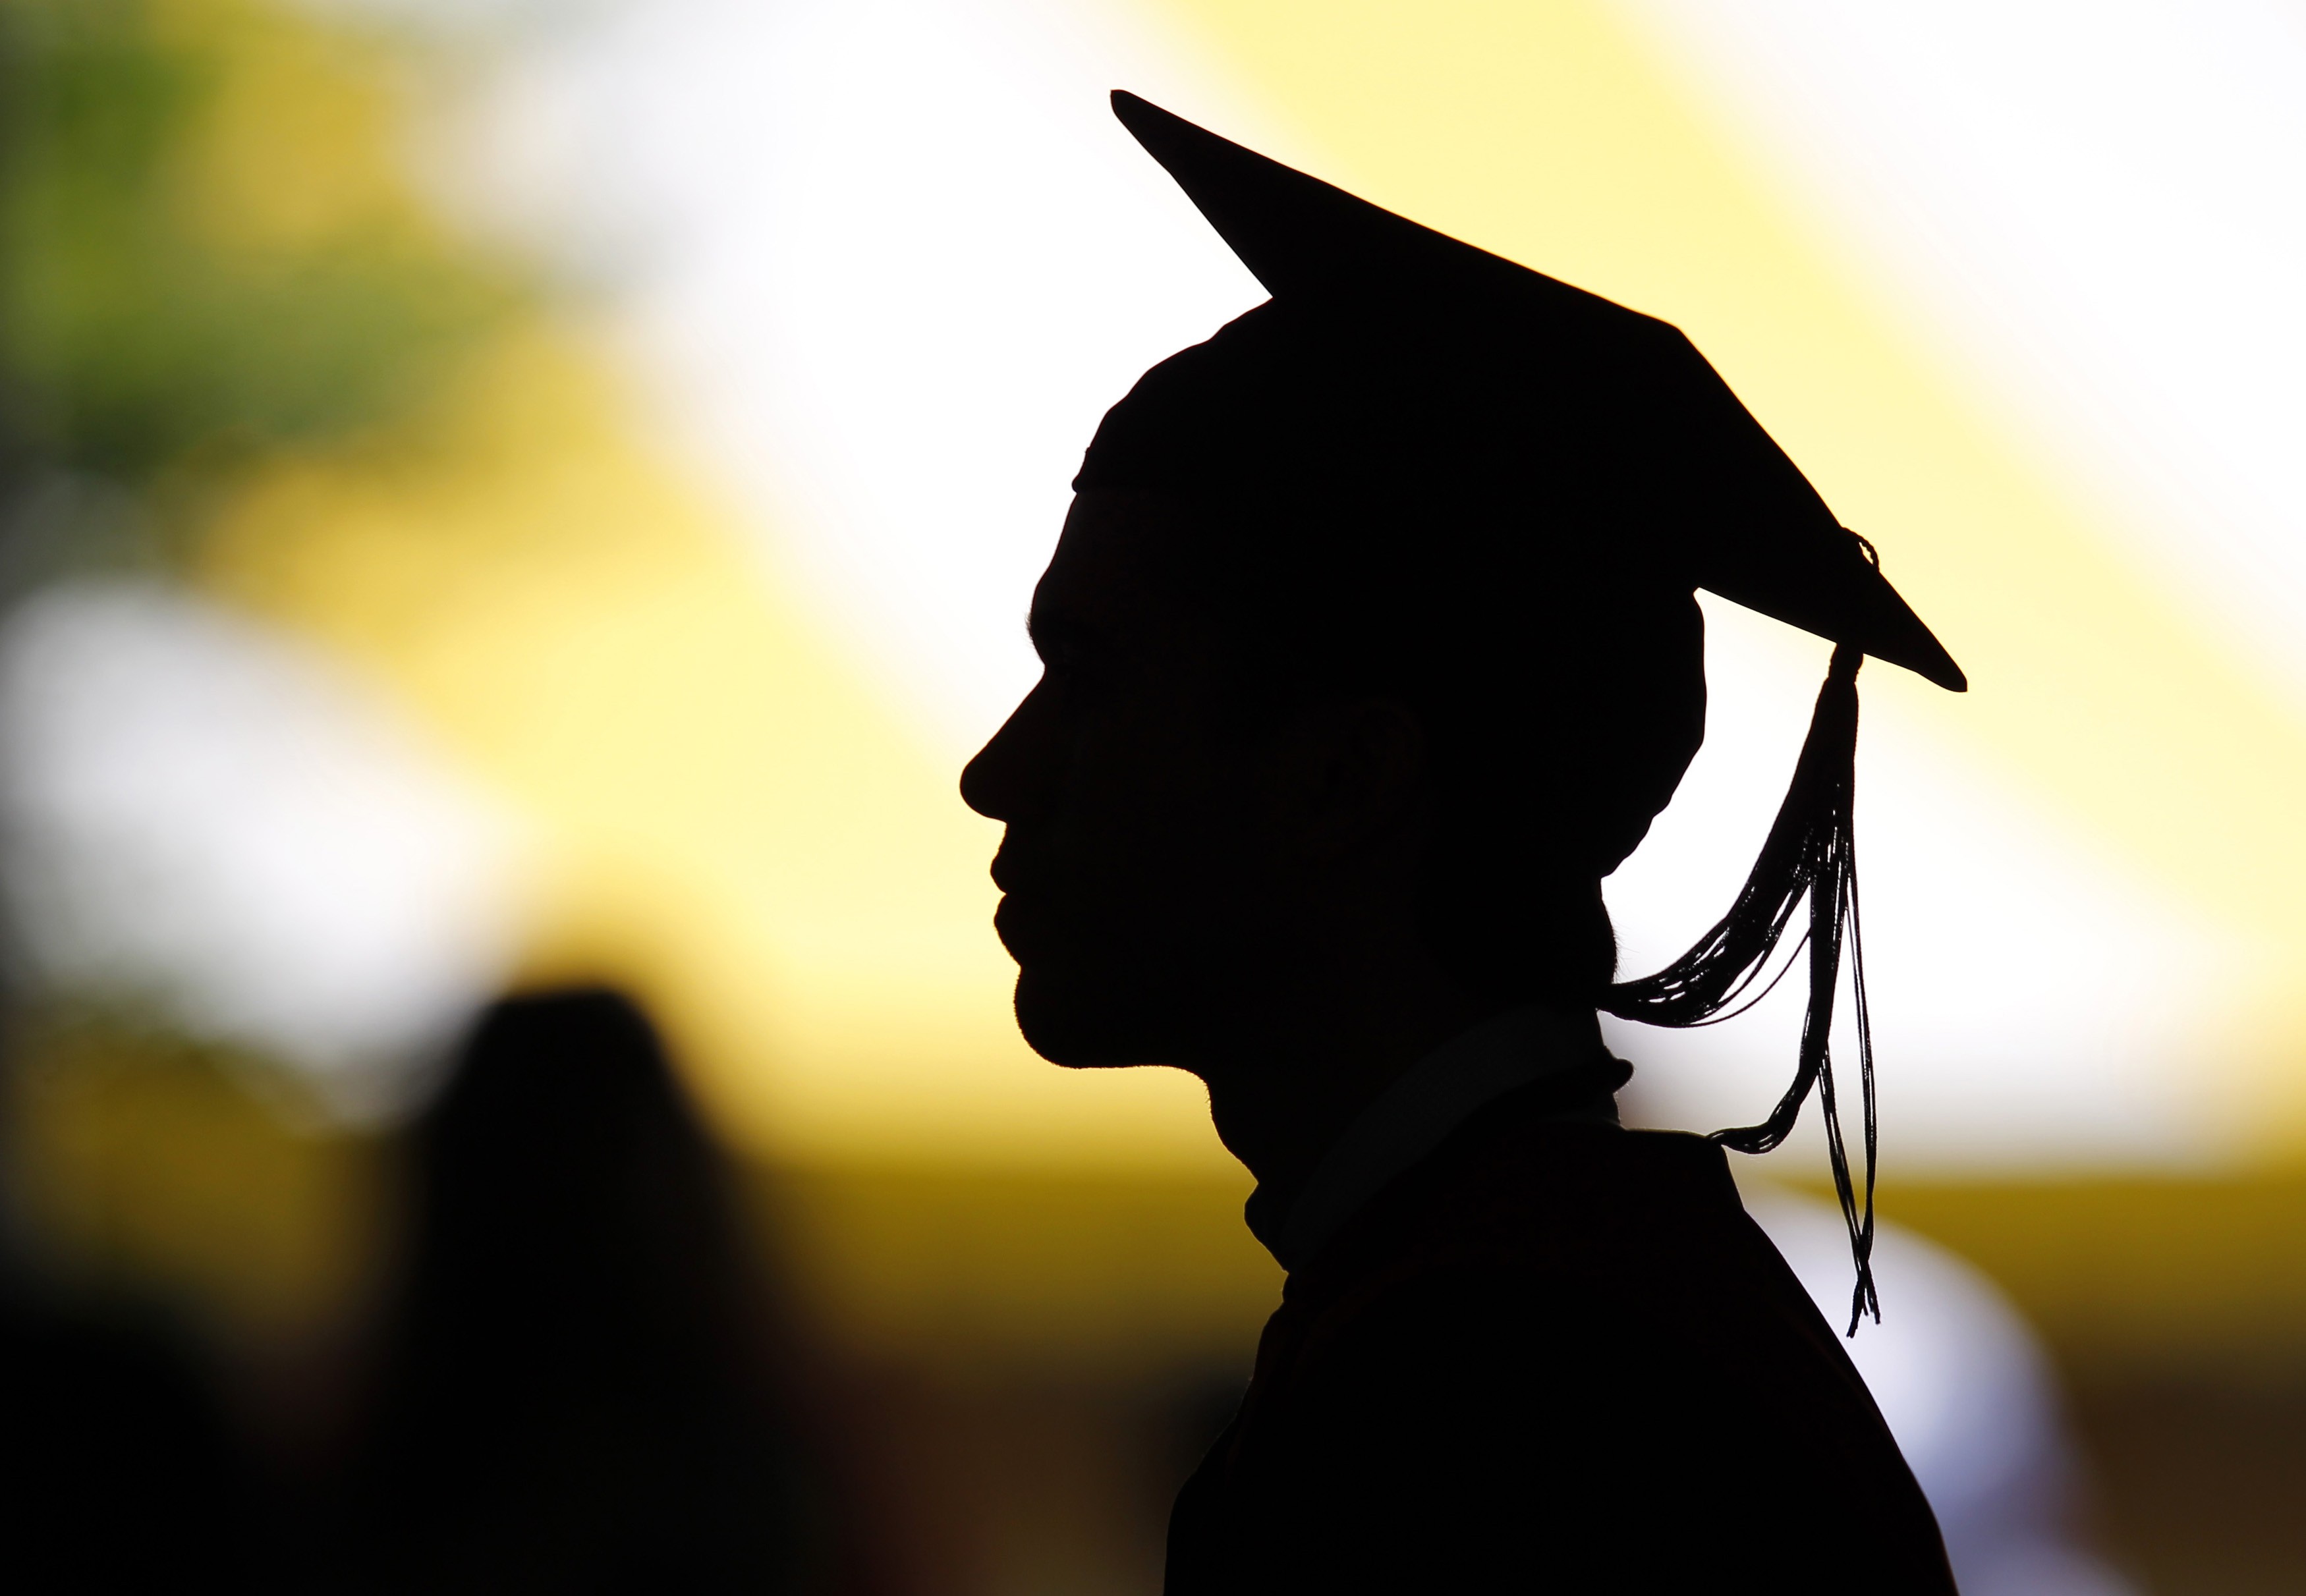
[961,678,1052,823]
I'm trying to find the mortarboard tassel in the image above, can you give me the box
[1602,641,1879,1335]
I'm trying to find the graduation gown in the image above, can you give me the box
[1166,1059,1955,1595]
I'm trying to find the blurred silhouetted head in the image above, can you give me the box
[344,987,816,1595]
[405,989,737,1329]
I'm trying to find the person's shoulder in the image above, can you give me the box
[1299,1109,1837,1363]
[1352,1109,1750,1274]
[1473,1114,1739,1211]
[1262,1114,1952,1595]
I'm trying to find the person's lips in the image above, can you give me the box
[987,839,1088,967]
[991,873,1069,968]
[989,837,1025,895]
[989,858,1040,959]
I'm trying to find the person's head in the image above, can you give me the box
[963,95,1961,1078]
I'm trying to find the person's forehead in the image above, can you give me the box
[1034,491,1195,631]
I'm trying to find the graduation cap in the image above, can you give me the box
[1081,92,1965,1331]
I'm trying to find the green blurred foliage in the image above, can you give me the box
[0,0,521,557]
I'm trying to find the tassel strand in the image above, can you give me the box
[1603,644,1880,1333]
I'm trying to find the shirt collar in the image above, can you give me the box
[1245,1004,1617,1273]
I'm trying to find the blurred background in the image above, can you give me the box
[2,0,2303,1590]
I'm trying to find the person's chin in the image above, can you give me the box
[1011,965,1168,1070]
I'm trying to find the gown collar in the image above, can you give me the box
[1245,1004,1619,1273]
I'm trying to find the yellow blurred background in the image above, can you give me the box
[7,0,2306,1591]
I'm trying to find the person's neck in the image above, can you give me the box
[1191,962,1495,1225]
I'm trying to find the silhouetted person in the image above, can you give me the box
[335,988,833,1595]
[961,95,1960,1593]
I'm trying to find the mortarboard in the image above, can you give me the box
[1092,90,1961,692]
[1079,92,1968,1329]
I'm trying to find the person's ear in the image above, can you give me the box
[1256,695,1426,857]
